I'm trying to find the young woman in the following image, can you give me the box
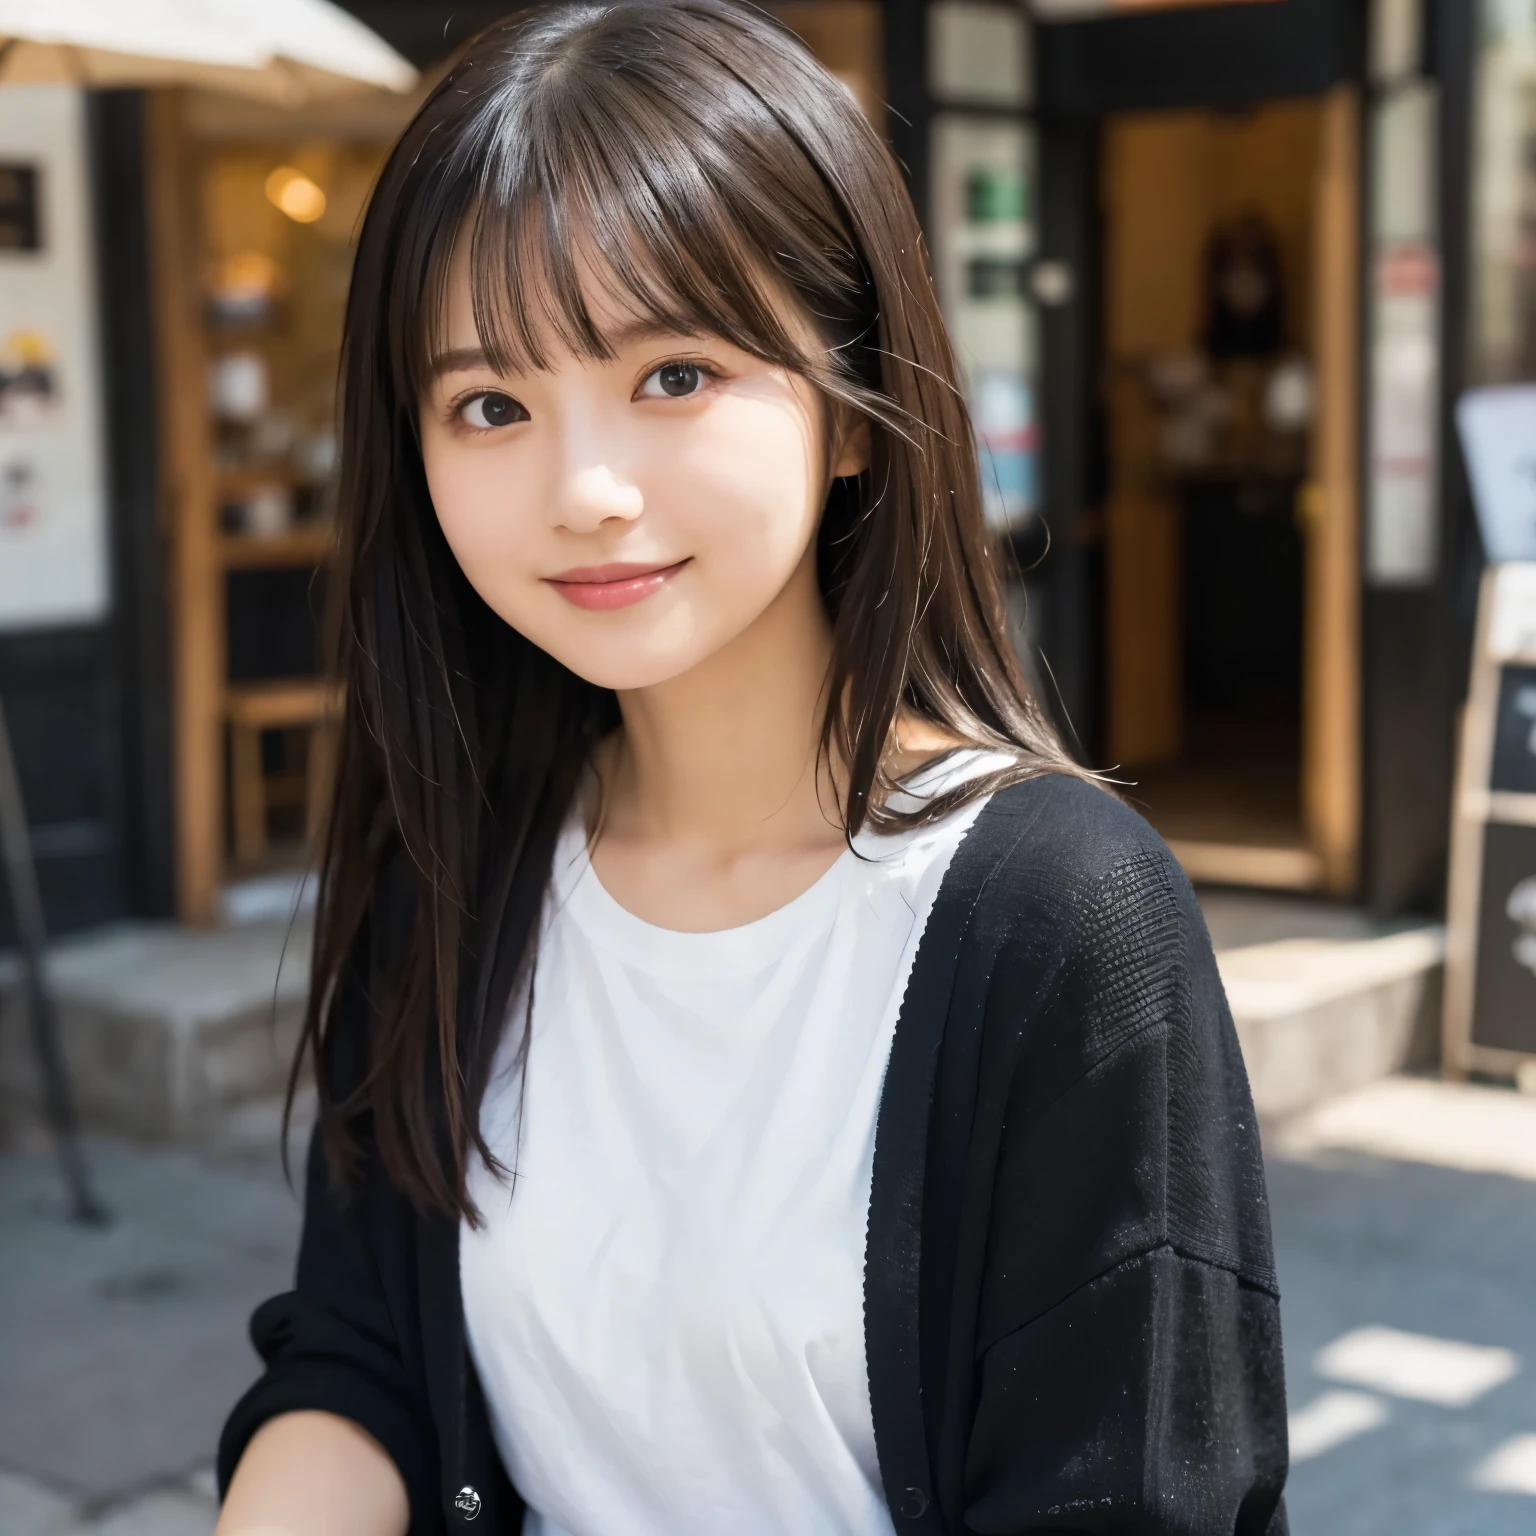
[216,3,1288,1533]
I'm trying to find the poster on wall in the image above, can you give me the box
[929,114,1039,531]
[1366,82,1441,587]
[1368,241,1441,582]
[0,86,108,632]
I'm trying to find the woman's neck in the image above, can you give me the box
[586,548,969,932]
[600,546,841,858]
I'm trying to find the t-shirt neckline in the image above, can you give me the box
[556,829,852,970]
[551,746,1009,968]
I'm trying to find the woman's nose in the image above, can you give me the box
[554,461,645,532]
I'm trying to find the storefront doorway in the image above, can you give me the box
[1029,2,1372,899]
[1095,89,1361,892]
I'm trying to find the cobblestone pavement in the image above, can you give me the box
[5,1077,1536,1533]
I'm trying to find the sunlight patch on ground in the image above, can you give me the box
[1288,1389,1390,1462]
[1473,1434,1536,1496]
[1315,1325,1520,1408]
[1274,1076,1536,1182]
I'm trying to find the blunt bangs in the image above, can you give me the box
[400,2,892,425]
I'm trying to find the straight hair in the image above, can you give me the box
[297,0,1085,1219]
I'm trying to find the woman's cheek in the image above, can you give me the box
[425,449,545,622]
[672,406,823,586]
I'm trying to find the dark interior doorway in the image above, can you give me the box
[1097,102,1321,876]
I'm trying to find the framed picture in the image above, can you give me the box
[0,163,40,250]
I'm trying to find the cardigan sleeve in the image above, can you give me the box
[962,836,1289,1535]
[216,886,442,1533]
[216,1119,440,1528]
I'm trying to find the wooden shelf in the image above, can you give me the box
[215,463,299,495]
[156,104,387,920]
[224,677,342,725]
[219,525,335,569]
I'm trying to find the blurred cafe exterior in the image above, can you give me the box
[0,0,1527,944]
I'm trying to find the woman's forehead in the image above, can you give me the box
[425,219,813,380]
[436,233,668,348]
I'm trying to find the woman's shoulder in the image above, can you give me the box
[976,768,1189,894]
[961,769,1206,969]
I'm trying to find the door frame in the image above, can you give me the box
[1300,85,1363,895]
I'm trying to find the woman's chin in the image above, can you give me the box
[534,636,719,694]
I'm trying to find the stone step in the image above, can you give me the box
[1202,892,1446,1121]
[0,920,312,1141]
[2,893,1446,1140]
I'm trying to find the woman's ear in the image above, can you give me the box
[830,411,872,479]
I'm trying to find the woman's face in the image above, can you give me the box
[419,251,868,691]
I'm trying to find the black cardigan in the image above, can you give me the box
[220,773,1289,1533]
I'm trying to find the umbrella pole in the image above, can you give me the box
[0,699,107,1225]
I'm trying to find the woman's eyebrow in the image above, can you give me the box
[430,345,492,380]
[605,318,702,349]
[428,323,706,382]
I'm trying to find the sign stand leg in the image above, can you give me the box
[0,699,107,1225]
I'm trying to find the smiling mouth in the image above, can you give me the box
[544,558,691,611]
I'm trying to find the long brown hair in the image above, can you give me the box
[299,0,1081,1218]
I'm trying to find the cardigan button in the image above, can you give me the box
[899,1486,930,1519]
[453,1485,482,1521]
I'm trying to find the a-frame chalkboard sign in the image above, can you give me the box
[1444,563,1536,1077]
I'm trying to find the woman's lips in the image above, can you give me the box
[544,559,690,611]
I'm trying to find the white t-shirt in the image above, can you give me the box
[461,752,1008,1536]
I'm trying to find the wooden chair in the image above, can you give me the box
[224,679,342,865]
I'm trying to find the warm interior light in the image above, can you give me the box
[214,250,280,300]
[264,167,327,225]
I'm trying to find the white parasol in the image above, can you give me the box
[0,0,417,103]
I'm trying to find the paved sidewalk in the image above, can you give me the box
[0,1106,304,1535]
[0,1469,217,1536]
[1274,1078,1536,1534]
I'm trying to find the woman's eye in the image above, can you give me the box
[458,391,526,429]
[640,361,705,399]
